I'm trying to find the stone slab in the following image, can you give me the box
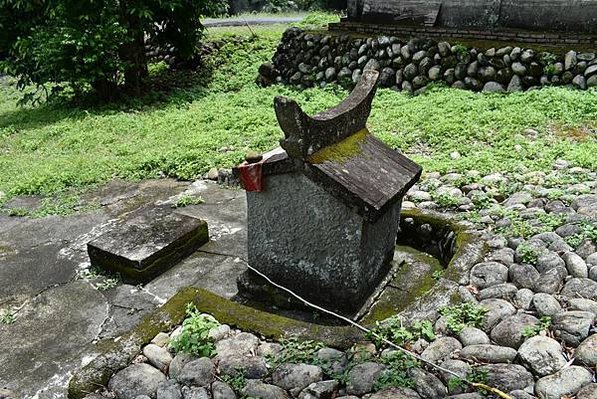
[88,206,209,283]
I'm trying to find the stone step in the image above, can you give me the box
[88,206,208,283]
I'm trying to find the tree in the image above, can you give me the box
[0,0,227,102]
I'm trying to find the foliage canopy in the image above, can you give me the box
[0,0,227,102]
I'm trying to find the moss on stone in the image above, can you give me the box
[307,128,368,164]
[192,288,365,348]
[68,287,202,399]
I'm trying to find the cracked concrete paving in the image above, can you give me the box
[0,179,247,398]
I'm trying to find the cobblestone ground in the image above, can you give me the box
[80,159,596,399]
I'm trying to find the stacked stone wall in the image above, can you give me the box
[258,28,597,94]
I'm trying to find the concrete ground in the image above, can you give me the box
[0,179,248,399]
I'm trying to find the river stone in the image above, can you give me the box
[551,311,594,346]
[491,313,540,348]
[257,342,283,357]
[346,362,386,396]
[368,387,421,399]
[143,344,173,372]
[567,298,597,316]
[479,364,534,392]
[507,75,523,92]
[575,334,597,366]
[482,81,505,93]
[514,288,534,310]
[517,336,567,376]
[316,347,348,376]
[561,278,597,301]
[508,263,539,289]
[438,359,471,394]
[408,368,447,399]
[212,381,236,399]
[182,387,209,399]
[299,380,338,399]
[535,366,593,399]
[535,267,566,294]
[535,252,565,273]
[470,262,508,289]
[420,337,462,363]
[177,358,216,387]
[272,363,323,392]
[532,293,562,317]
[243,380,288,399]
[216,332,259,357]
[218,355,267,379]
[445,394,484,399]
[458,327,490,346]
[480,298,516,330]
[108,364,166,399]
[459,344,517,363]
[508,391,535,399]
[169,353,197,379]
[478,283,517,300]
[577,384,597,399]
[157,381,182,399]
[563,252,588,278]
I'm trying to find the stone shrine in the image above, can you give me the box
[234,69,422,315]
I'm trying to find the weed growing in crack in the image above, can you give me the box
[169,303,219,356]
[439,303,487,334]
[0,309,16,324]
[172,194,204,208]
[522,316,552,338]
[368,317,435,348]
[373,351,419,391]
[267,335,324,369]
[77,266,121,291]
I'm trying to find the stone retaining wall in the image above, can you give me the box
[258,28,597,94]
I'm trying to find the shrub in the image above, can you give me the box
[0,0,227,103]
[439,303,487,334]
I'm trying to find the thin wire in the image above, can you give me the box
[241,262,513,399]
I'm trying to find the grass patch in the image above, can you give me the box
[1,23,597,204]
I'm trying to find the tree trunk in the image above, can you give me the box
[120,3,148,96]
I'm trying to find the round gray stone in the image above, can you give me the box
[535,366,593,399]
[143,344,173,372]
[481,364,534,392]
[563,252,588,278]
[551,311,594,346]
[169,353,197,380]
[177,357,216,387]
[577,384,597,399]
[408,368,447,399]
[215,332,259,358]
[316,347,348,376]
[420,337,462,363]
[517,336,567,376]
[157,381,182,399]
[457,327,490,346]
[575,334,597,366]
[346,362,386,396]
[480,298,516,330]
[490,313,540,349]
[470,262,508,289]
[243,380,288,399]
[108,364,166,399]
[212,381,236,399]
[459,344,517,363]
[561,278,597,301]
[272,363,323,392]
[508,263,539,290]
[532,293,562,317]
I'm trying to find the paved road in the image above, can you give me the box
[0,179,247,398]
[203,16,303,27]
